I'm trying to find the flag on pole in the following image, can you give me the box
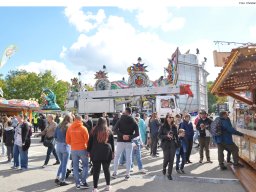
[0,45,17,68]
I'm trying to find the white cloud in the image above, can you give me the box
[135,6,185,31]
[249,26,256,40]
[17,60,76,82]
[162,17,186,31]
[64,6,106,33]
[61,15,176,85]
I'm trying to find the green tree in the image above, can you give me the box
[207,81,227,113]
[3,70,70,110]
[52,80,70,110]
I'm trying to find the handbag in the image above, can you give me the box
[43,137,54,147]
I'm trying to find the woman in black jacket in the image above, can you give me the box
[88,117,115,192]
[158,114,178,180]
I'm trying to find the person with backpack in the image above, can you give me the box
[12,114,30,170]
[3,120,15,162]
[196,110,213,163]
[54,114,72,186]
[213,111,244,170]
[88,117,115,192]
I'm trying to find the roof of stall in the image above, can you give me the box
[0,98,40,111]
[211,45,256,98]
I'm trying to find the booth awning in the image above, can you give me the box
[211,45,256,105]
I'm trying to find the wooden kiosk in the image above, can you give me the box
[211,45,256,191]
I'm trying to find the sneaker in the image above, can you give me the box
[60,182,69,186]
[11,166,19,170]
[187,160,192,164]
[199,160,202,163]
[206,160,213,163]
[112,173,117,179]
[220,165,227,170]
[130,168,134,172]
[176,169,182,174]
[80,182,89,189]
[42,164,46,168]
[124,175,130,181]
[92,188,98,192]
[76,184,80,189]
[104,185,111,191]
[54,178,60,184]
[139,169,147,174]
[53,161,60,165]
[180,169,185,174]
[167,175,173,180]
[233,163,244,168]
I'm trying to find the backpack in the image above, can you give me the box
[210,117,222,136]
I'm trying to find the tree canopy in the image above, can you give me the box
[1,70,70,110]
[207,81,227,113]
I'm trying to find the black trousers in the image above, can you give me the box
[186,139,193,162]
[163,142,176,176]
[150,134,158,156]
[93,161,111,188]
[217,142,239,165]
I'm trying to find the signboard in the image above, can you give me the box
[213,50,230,67]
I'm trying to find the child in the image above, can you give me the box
[176,129,187,174]
[3,120,15,162]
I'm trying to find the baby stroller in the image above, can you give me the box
[66,158,93,179]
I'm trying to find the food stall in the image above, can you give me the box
[0,98,40,120]
[211,44,256,169]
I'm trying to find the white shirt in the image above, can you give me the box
[14,125,22,147]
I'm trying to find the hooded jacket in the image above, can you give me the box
[66,120,89,150]
[113,114,139,142]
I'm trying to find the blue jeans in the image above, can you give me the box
[176,149,186,170]
[193,130,199,143]
[13,144,28,169]
[113,142,133,176]
[56,143,71,182]
[71,150,89,185]
[131,140,143,170]
[44,144,59,165]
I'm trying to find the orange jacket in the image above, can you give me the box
[66,120,89,150]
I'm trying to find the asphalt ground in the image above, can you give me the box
[0,136,245,192]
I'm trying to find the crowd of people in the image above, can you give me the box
[0,108,245,191]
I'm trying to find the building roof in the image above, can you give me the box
[211,45,256,97]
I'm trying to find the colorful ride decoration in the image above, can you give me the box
[0,98,40,108]
[127,57,150,88]
[111,80,129,89]
[94,70,111,91]
[41,88,60,110]
[71,77,81,92]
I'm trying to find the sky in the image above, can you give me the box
[0,1,256,86]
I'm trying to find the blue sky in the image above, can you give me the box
[0,5,256,85]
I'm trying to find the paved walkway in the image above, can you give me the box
[0,137,245,192]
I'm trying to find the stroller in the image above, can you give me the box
[66,158,93,179]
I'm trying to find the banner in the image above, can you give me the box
[213,50,230,67]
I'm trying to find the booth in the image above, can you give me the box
[0,98,40,120]
[211,45,256,169]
